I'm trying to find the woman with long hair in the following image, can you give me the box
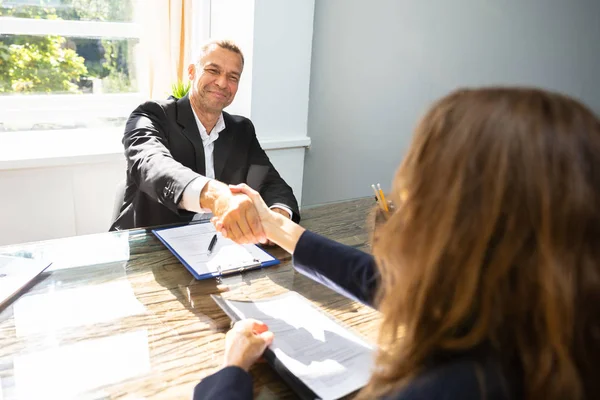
[194,87,600,400]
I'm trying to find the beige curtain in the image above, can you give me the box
[137,0,193,99]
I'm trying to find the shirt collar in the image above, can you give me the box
[190,106,226,142]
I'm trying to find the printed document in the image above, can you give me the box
[213,291,374,400]
[153,223,276,278]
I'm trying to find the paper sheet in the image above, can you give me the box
[217,292,374,400]
[154,223,275,277]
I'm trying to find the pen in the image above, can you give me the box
[377,183,389,212]
[207,234,218,254]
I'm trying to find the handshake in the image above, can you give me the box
[200,181,283,245]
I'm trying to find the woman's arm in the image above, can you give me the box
[193,366,252,400]
[193,319,273,400]
[219,185,379,307]
[292,230,378,307]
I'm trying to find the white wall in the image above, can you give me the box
[209,0,255,117]
[251,0,315,140]
[0,160,125,246]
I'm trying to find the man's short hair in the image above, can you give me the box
[198,39,245,67]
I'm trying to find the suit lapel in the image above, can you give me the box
[213,112,235,180]
[176,95,206,176]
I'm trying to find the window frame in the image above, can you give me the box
[0,17,141,39]
[0,8,144,132]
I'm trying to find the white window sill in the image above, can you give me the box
[0,128,311,170]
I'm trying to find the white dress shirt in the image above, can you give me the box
[179,108,292,219]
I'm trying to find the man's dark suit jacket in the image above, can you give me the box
[193,231,520,400]
[110,95,299,231]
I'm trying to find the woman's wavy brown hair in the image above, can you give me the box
[361,87,600,399]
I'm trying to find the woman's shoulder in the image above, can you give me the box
[386,354,518,400]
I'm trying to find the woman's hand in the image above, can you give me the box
[212,184,276,240]
[229,184,272,222]
[212,183,306,254]
[223,319,274,371]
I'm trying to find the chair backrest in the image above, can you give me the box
[111,180,126,226]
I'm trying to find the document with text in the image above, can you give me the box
[212,291,374,400]
[153,222,279,280]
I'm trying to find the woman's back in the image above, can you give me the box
[389,352,513,400]
[363,87,600,400]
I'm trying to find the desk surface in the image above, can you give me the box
[0,198,379,400]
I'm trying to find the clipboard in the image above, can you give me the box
[212,294,320,400]
[211,292,373,400]
[152,221,280,280]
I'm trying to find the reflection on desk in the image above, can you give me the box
[14,330,150,399]
[0,197,380,399]
[14,280,146,337]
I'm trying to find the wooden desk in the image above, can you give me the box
[0,198,379,399]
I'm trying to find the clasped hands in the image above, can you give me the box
[209,183,281,245]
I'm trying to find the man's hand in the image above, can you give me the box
[223,319,274,372]
[212,183,275,243]
[200,180,266,244]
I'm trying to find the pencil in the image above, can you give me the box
[371,184,383,209]
[377,183,389,212]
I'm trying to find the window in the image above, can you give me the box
[0,0,144,132]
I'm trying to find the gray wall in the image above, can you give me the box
[302,0,600,206]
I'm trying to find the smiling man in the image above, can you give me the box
[110,40,299,243]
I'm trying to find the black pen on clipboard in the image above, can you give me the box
[207,234,218,254]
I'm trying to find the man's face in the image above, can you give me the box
[189,45,243,113]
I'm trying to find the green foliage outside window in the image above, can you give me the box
[0,35,88,93]
[0,0,135,94]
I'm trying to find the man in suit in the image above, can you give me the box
[110,40,299,244]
